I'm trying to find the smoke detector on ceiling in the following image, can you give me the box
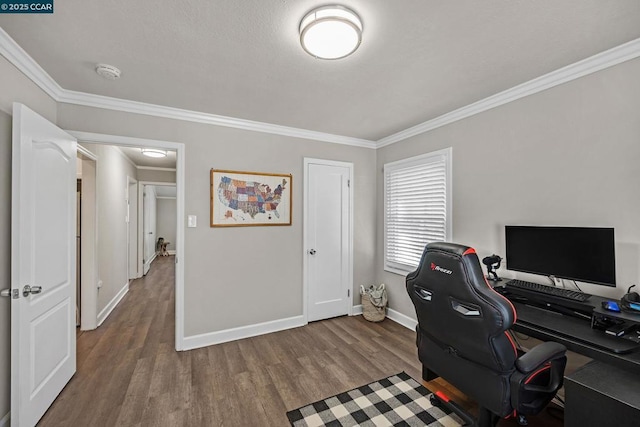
[95,63,121,80]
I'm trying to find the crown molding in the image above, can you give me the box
[113,146,138,169]
[376,37,640,148]
[0,27,376,149]
[2,26,639,151]
[0,27,62,100]
[58,89,377,148]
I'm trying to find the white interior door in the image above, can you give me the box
[142,185,157,275]
[127,179,138,280]
[305,160,352,322]
[10,103,77,426]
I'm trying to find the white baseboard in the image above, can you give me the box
[167,250,176,255]
[386,308,418,331]
[146,252,157,266]
[97,282,129,327]
[0,411,10,427]
[182,315,306,350]
[181,306,414,352]
[352,305,417,331]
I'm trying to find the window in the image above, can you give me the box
[384,148,452,274]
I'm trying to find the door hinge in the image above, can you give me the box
[348,289,350,297]
[347,179,350,188]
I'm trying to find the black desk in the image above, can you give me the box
[511,301,640,374]
[505,292,640,426]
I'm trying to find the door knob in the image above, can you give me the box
[23,285,43,297]
[308,249,316,255]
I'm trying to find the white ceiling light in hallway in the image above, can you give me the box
[141,148,167,158]
[299,5,363,60]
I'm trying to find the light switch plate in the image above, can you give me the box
[188,215,197,228]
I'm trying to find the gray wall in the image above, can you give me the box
[81,143,138,314]
[56,105,378,336]
[137,168,176,183]
[156,197,177,252]
[0,56,57,421]
[376,58,640,320]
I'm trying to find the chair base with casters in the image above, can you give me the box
[428,390,501,427]
[407,242,567,427]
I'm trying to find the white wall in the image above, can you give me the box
[376,57,640,320]
[56,104,377,337]
[0,55,58,424]
[156,197,177,252]
[81,144,138,315]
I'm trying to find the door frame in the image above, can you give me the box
[126,175,138,280]
[139,182,174,275]
[140,183,157,275]
[77,145,99,331]
[67,131,186,351]
[302,158,354,324]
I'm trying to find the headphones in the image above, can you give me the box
[621,285,640,313]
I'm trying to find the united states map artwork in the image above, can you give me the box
[217,176,287,220]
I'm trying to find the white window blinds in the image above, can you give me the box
[384,148,452,274]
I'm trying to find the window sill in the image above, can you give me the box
[384,266,414,277]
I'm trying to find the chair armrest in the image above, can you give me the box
[515,342,566,374]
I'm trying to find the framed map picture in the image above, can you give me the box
[210,169,292,227]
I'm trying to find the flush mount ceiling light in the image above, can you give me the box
[141,148,167,158]
[95,63,121,80]
[299,5,362,60]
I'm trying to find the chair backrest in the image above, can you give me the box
[406,242,518,373]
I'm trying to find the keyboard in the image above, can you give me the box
[505,279,591,302]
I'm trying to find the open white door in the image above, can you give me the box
[9,103,77,426]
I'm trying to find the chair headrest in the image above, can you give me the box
[410,241,517,328]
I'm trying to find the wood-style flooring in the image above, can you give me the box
[39,256,564,426]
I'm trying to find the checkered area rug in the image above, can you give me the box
[286,372,463,427]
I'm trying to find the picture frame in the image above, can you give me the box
[210,169,292,227]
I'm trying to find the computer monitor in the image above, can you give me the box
[505,226,616,287]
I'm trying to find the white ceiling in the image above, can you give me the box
[152,185,177,199]
[1,1,640,141]
[118,146,177,168]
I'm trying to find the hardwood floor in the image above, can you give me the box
[39,256,564,426]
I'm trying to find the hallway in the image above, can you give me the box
[40,256,178,426]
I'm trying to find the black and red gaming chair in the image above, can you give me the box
[406,242,567,426]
